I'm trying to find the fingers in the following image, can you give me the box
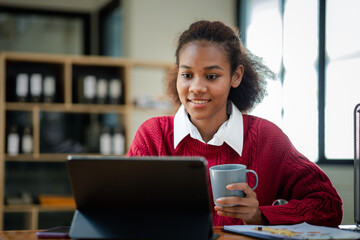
[215,206,250,218]
[214,199,263,224]
[216,196,255,207]
[213,183,263,224]
[226,182,256,198]
[215,205,264,224]
[214,182,257,206]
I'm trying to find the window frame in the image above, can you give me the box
[98,0,123,57]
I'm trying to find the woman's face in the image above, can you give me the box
[176,41,242,127]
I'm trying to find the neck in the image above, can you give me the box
[190,115,227,143]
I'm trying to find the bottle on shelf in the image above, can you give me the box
[85,114,101,153]
[21,125,33,154]
[82,75,97,104]
[109,78,122,104]
[5,192,33,205]
[30,73,43,103]
[97,78,108,104]
[43,75,56,103]
[99,126,112,155]
[112,126,125,155]
[16,73,29,102]
[7,124,20,156]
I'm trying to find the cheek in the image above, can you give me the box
[213,83,231,97]
[176,79,187,99]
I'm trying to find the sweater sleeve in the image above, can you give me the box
[256,120,343,227]
[127,116,171,156]
[259,152,343,227]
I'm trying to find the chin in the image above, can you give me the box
[188,112,208,121]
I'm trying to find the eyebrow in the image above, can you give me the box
[179,65,224,71]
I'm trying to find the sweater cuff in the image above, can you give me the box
[259,205,303,225]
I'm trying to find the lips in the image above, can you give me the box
[189,99,211,104]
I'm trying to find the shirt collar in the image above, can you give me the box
[173,102,243,156]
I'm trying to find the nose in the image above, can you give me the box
[189,77,207,94]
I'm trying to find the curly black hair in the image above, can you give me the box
[165,20,275,112]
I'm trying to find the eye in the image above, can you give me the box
[207,74,218,80]
[181,73,192,79]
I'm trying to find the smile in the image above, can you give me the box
[190,99,210,104]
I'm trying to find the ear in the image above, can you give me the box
[231,65,244,88]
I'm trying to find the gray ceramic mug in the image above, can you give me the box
[209,164,258,206]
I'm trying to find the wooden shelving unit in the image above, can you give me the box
[0,52,172,230]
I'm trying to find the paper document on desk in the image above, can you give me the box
[224,222,360,240]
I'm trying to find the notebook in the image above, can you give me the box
[66,155,214,240]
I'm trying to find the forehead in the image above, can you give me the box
[178,41,230,67]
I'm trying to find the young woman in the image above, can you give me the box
[127,20,343,226]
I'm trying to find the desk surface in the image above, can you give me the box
[0,226,255,240]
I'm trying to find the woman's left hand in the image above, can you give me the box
[214,182,266,225]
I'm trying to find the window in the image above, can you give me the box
[0,1,124,56]
[99,0,123,57]
[325,0,360,160]
[238,0,360,163]
[0,6,90,55]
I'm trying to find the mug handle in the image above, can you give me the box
[246,170,258,190]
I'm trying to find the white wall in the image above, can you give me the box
[122,0,237,61]
[320,165,354,225]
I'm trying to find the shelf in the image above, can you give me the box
[131,59,173,69]
[1,52,69,64]
[3,204,75,213]
[5,102,129,113]
[3,204,75,230]
[71,55,130,67]
[5,103,64,111]
[0,51,172,230]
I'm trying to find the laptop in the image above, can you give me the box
[66,155,215,240]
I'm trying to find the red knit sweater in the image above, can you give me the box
[127,114,343,227]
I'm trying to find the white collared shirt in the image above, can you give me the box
[173,102,244,156]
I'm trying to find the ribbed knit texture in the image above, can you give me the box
[127,115,343,227]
